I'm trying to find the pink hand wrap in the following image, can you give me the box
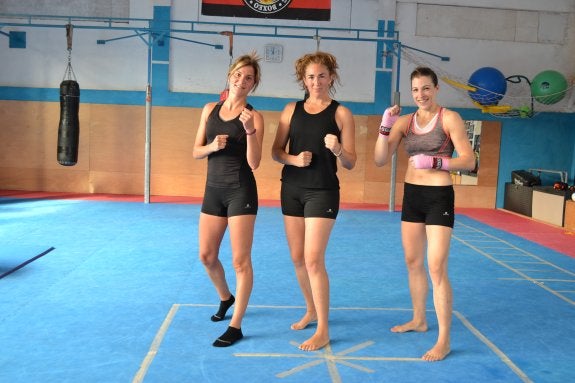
[379,108,398,136]
[411,154,450,171]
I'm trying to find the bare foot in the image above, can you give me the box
[390,320,428,333]
[422,342,450,361]
[290,312,317,330]
[299,332,329,351]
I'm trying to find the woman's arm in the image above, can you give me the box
[374,106,403,167]
[331,105,357,170]
[241,107,264,170]
[193,102,226,159]
[444,110,476,171]
[272,102,310,167]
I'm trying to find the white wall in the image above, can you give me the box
[169,0,380,101]
[0,0,381,101]
[395,0,575,112]
[0,0,130,18]
[0,0,151,90]
[0,0,573,110]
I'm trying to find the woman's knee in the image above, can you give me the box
[232,253,253,273]
[404,253,425,271]
[428,264,448,285]
[199,250,219,267]
[304,256,325,275]
[290,251,306,268]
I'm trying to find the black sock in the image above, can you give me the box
[213,326,243,347]
[211,295,235,322]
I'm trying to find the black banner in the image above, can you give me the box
[201,0,331,21]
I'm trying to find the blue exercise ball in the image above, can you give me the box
[467,67,507,106]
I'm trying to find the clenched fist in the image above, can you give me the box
[324,134,341,155]
[295,151,312,167]
[211,134,228,152]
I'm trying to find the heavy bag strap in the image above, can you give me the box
[66,23,73,51]
[63,24,76,81]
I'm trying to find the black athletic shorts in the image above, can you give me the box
[280,182,339,219]
[401,183,454,228]
[201,183,258,217]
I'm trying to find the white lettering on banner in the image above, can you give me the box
[244,0,291,14]
[254,4,277,12]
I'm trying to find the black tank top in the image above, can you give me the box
[206,102,255,188]
[281,100,341,189]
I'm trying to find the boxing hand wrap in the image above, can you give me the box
[378,108,398,136]
[411,154,450,171]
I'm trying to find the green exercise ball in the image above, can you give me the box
[530,70,568,105]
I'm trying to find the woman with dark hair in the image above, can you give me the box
[374,66,476,361]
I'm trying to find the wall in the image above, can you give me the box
[0,0,130,18]
[395,0,574,111]
[0,100,500,208]
[0,0,573,208]
[394,0,575,207]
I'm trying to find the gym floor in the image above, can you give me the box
[1,190,574,383]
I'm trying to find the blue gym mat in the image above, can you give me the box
[0,196,573,382]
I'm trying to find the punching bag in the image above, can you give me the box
[57,79,80,166]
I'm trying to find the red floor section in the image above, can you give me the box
[458,208,575,258]
[2,190,574,258]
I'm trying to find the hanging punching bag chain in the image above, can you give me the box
[57,23,81,166]
[62,23,77,82]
